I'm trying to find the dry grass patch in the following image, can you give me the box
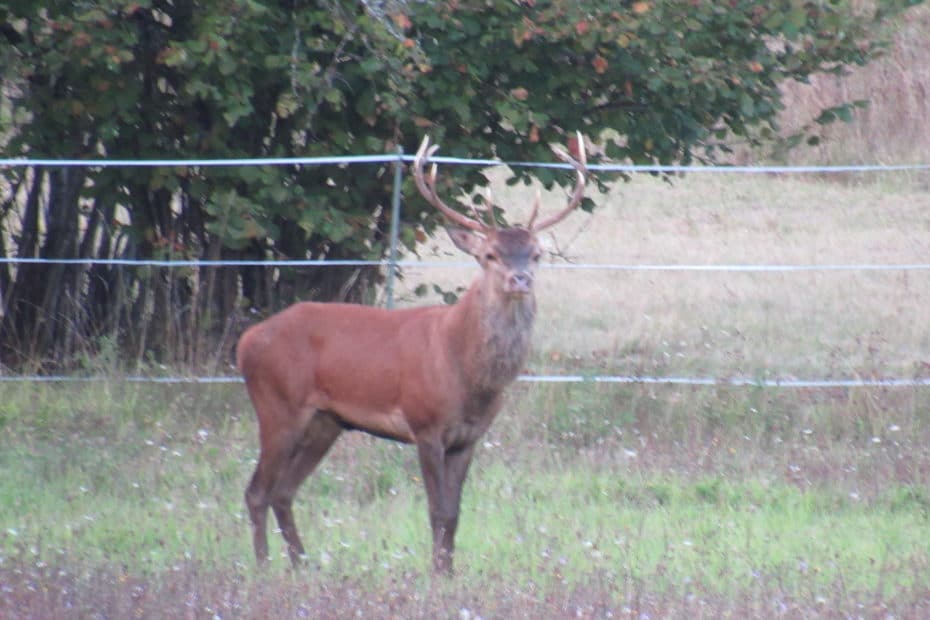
[398,171,930,381]
[777,4,930,166]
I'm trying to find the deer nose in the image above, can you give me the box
[508,271,533,294]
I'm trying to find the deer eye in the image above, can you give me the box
[531,253,541,262]
[484,252,497,262]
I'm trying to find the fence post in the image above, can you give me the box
[385,145,404,309]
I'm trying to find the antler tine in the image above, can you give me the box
[526,188,542,229]
[483,187,498,229]
[531,130,588,232]
[412,135,487,232]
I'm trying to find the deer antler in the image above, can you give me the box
[413,136,488,232]
[526,189,542,230]
[530,131,588,232]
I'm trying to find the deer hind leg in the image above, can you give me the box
[245,402,341,566]
[269,410,343,568]
[245,429,292,565]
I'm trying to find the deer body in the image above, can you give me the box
[239,267,534,445]
[239,136,586,574]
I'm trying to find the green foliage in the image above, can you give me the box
[402,0,920,172]
[0,0,921,366]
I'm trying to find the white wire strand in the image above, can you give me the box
[3,153,930,174]
[0,374,928,387]
[2,257,930,272]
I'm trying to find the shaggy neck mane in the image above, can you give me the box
[459,278,536,391]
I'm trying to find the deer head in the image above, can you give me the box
[412,134,588,303]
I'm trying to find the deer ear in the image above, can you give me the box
[446,227,484,258]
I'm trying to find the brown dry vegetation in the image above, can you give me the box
[776,5,930,166]
[2,560,928,619]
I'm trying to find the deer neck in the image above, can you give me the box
[452,277,536,392]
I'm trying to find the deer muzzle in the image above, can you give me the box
[505,271,534,296]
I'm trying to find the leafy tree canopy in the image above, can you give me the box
[0,0,920,366]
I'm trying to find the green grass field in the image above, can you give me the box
[2,170,929,618]
[1,379,928,617]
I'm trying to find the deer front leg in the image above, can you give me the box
[416,438,456,575]
[417,438,479,575]
[439,443,476,564]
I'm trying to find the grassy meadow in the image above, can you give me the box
[2,168,930,618]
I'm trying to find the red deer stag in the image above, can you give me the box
[237,134,587,574]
